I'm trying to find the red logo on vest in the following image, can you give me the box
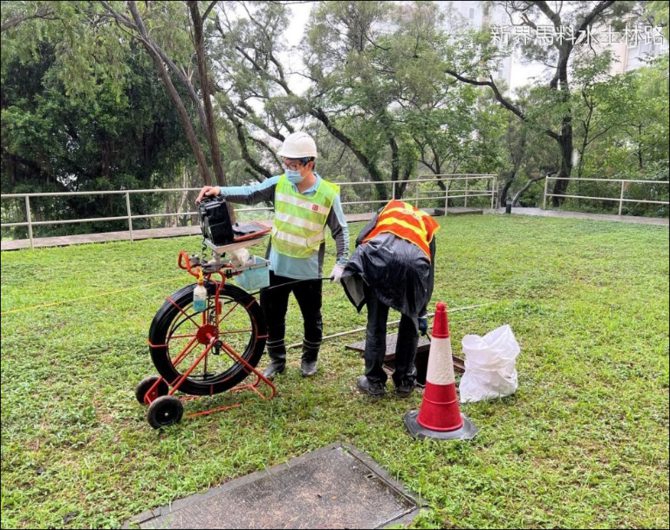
[311,204,319,212]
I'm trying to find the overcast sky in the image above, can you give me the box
[281,2,314,95]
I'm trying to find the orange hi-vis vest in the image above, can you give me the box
[362,200,440,260]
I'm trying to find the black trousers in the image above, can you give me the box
[260,271,323,363]
[364,284,419,387]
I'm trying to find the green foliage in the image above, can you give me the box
[1,2,130,103]
[1,215,668,528]
[566,55,669,215]
[303,1,505,185]
[1,10,193,237]
[644,1,670,40]
[1,0,667,227]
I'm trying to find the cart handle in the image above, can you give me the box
[178,250,201,280]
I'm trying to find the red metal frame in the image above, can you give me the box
[140,250,275,420]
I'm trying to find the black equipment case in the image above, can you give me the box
[198,197,235,246]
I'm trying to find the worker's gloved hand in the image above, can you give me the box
[195,185,220,204]
[418,315,428,336]
[329,264,345,283]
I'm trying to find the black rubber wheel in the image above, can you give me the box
[147,395,184,428]
[148,282,267,396]
[135,376,169,405]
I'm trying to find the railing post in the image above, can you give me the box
[125,192,134,241]
[491,176,496,210]
[25,195,34,249]
[415,179,419,208]
[444,182,449,215]
[543,176,549,210]
[464,178,469,208]
[392,180,396,200]
[618,180,625,216]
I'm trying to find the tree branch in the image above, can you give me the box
[445,69,524,120]
[202,0,218,21]
[223,107,273,180]
[534,1,561,28]
[512,174,546,205]
[575,0,615,37]
[1,5,56,32]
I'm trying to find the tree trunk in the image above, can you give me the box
[124,1,214,186]
[551,117,573,206]
[500,176,514,206]
[551,46,574,207]
[188,1,227,187]
[389,136,405,197]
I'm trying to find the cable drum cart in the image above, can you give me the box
[135,197,275,428]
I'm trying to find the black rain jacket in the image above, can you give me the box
[341,211,436,318]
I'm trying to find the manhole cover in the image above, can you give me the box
[129,443,422,529]
[345,333,464,384]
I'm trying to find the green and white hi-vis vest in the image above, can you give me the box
[272,175,340,258]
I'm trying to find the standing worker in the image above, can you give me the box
[341,200,439,398]
[196,132,349,379]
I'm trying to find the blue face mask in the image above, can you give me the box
[285,169,303,184]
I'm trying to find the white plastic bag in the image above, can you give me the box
[229,247,250,267]
[459,324,520,402]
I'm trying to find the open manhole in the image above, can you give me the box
[346,333,464,385]
[128,443,422,529]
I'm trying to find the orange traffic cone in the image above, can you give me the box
[404,302,478,440]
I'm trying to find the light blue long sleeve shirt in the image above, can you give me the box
[218,174,349,280]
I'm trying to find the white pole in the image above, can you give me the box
[444,183,449,215]
[125,192,134,241]
[25,196,34,249]
[491,176,497,209]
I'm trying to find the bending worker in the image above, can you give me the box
[196,132,349,379]
[341,199,439,398]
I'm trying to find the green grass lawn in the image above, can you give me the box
[1,214,668,529]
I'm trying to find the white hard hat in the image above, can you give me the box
[277,132,318,159]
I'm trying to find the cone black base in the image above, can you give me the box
[404,410,478,440]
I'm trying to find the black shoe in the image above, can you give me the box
[301,359,318,377]
[356,375,386,397]
[395,380,415,398]
[263,360,285,380]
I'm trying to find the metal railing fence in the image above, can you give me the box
[1,174,497,248]
[543,176,669,215]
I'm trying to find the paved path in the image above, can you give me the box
[489,207,668,226]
